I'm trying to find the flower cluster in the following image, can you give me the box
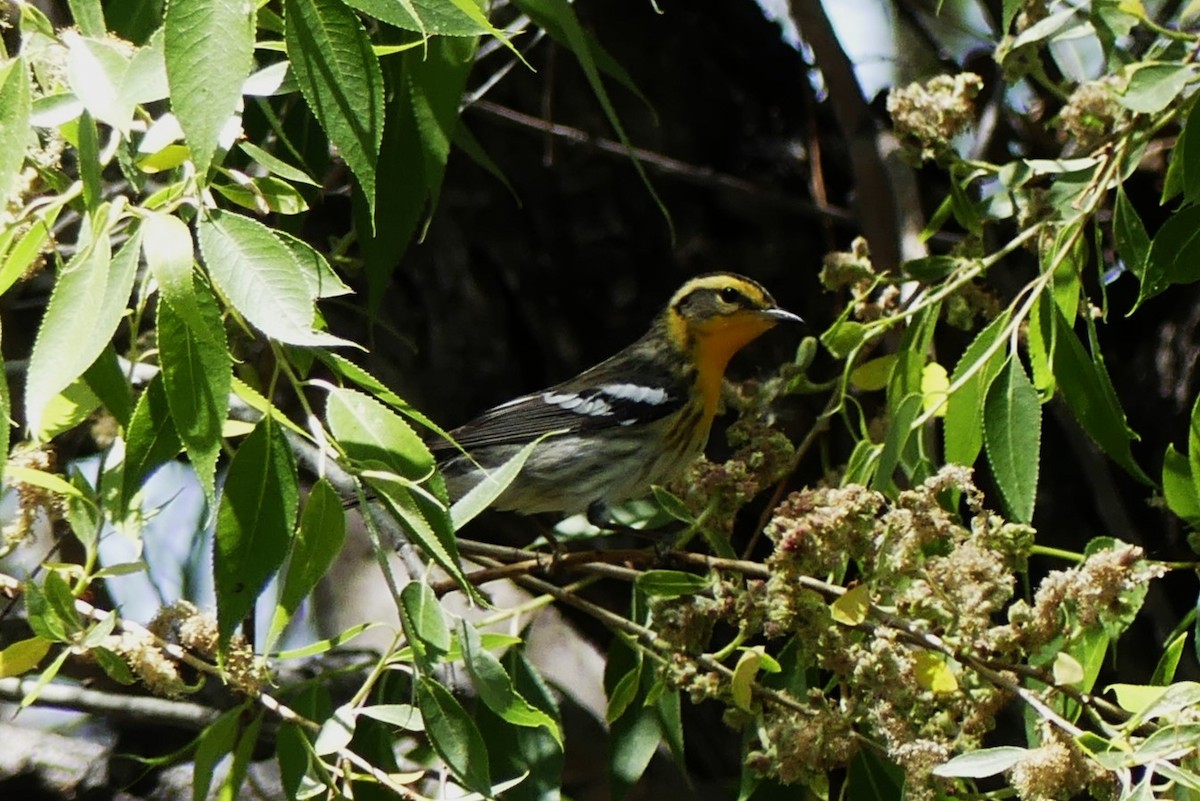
[887,73,984,162]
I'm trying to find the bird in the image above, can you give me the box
[434,272,802,525]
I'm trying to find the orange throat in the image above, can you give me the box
[691,317,777,417]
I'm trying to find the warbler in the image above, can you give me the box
[435,273,802,524]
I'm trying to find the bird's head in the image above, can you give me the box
[662,273,803,413]
[665,273,802,360]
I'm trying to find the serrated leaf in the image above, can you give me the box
[25,219,137,439]
[1163,444,1200,526]
[1052,306,1149,483]
[142,211,210,337]
[213,175,309,215]
[1136,205,1200,309]
[458,619,562,745]
[449,435,541,531]
[1117,63,1196,114]
[326,387,434,481]
[275,231,352,300]
[214,417,299,651]
[635,570,713,600]
[64,33,136,133]
[239,141,320,186]
[830,584,871,626]
[0,57,32,209]
[198,209,350,346]
[268,478,346,652]
[399,580,450,672]
[983,357,1041,524]
[165,0,255,177]
[1114,184,1149,285]
[0,636,51,678]
[285,0,383,220]
[416,676,492,794]
[157,281,230,501]
[932,746,1028,778]
[342,0,486,35]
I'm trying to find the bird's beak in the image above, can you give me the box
[761,308,804,325]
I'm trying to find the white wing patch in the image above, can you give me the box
[543,391,613,416]
[599,383,669,405]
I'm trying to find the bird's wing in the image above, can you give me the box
[436,356,689,453]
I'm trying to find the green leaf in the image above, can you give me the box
[1052,305,1149,483]
[1113,184,1149,289]
[475,649,564,801]
[193,707,242,801]
[239,141,320,186]
[871,393,922,492]
[399,580,450,672]
[830,584,871,626]
[93,646,137,684]
[449,435,542,530]
[415,676,492,794]
[1183,99,1200,205]
[220,712,263,800]
[359,37,476,310]
[604,634,643,726]
[1163,444,1200,526]
[0,636,51,678]
[846,749,905,801]
[609,704,660,800]
[821,320,869,359]
[268,478,346,651]
[122,373,182,510]
[272,622,379,660]
[983,357,1041,524]
[0,201,62,298]
[197,209,350,346]
[214,417,299,651]
[24,216,134,438]
[25,580,69,642]
[285,0,384,220]
[66,0,106,36]
[165,0,255,177]
[276,231,352,300]
[1152,629,1189,686]
[932,746,1029,778]
[731,646,764,711]
[142,210,206,328]
[458,619,562,745]
[157,280,230,501]
[1117,63,1196,114]
[357,704,424,730]
[64,34,136,133]
[327,387,434,481]
[82,346,132,428]
[213,175,310,215]
[1136,205,1200,310]
[1189,392,1200,509]
[635,570,713,600]
[343,0,486,35]
[0,57,32,209]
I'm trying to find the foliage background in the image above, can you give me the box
[2,0,1200,799]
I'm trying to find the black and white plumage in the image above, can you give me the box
[434,273,801,518]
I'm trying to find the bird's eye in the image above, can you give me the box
[719,286,741,304]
